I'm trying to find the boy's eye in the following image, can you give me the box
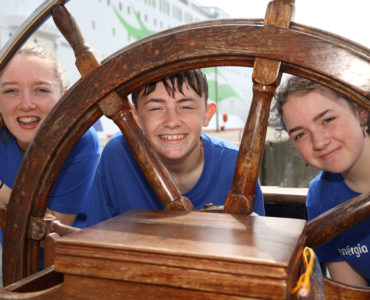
[148,107,161,111]
[3,88,16,94]
[180,104,194,110]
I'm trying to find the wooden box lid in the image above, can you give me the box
[54,210,306,298]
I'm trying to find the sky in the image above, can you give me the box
[197,0,370,48]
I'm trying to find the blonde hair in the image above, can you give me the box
[0,43,67,131]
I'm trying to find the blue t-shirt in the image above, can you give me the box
[0,127,101,233]
[307,171,370,285]
[87,132,265,226]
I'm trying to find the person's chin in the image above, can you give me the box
[160,151,185,162]
[322,161,351,174]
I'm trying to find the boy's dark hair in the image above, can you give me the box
[131,69,208,107]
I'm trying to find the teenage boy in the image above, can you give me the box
[87,69,265,225]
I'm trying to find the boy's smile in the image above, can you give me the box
[134,81,215,167]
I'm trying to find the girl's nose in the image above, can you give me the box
[18,92,36,110]
[312,131,330,150]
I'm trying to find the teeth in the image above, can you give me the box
[17,117,40,124]
[160,134,184,140]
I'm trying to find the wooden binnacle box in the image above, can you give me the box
[54,209,307,299]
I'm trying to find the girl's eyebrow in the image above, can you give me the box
[313,109,330,122]
[1,81,55,86]
[1,81,18,86]
[288,109,331,135]
[288,126,303,135]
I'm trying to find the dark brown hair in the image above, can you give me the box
[273,76,369,131]
[131,69,208,107]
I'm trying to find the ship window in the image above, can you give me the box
[119,2,122,11]
[172,6,182,21]
[107,0,110,5]
[91,20,96,30]
[184,12,193,23]
[112,27,116,37]
[159,0,170,15]
[145,0,155,7]
[127,6,130,14]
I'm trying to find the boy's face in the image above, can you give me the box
[133,80,216,165]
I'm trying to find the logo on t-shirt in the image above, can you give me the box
[337,243,368,258]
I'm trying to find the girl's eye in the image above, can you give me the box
[323,117,335,124]
[294,132,305,141]
[36,88,50,93]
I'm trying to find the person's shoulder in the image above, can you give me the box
[0,129,17,157]
[309,171,342,189]
[101,132,133,160]
[0,128,14,145]
[69,127,101,158]
[103,132,127,151]
[201,132,238,152]
[80,127,100,145]
[307,171,344,207]
[72,127,100,149]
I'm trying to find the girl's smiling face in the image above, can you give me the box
[282,90,367,174]
[0,54,63,152]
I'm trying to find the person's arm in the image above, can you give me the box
[327,261,368,287]
[47,129,101,228]
[0,180,11,205]
[0,180,78,225]
[253,179,266,216]
[46,208,77,226]
[86,156,116,226]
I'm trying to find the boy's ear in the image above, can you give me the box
[131,105,142,128]
[202,102,217,127]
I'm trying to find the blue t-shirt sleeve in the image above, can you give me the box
[87,159,116,226]
[47,128,101,227]
[87,136,121,226]
[253,179,265,216]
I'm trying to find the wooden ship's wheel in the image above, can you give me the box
[0,0,369,298]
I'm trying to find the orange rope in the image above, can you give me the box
[291,247,316,295]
